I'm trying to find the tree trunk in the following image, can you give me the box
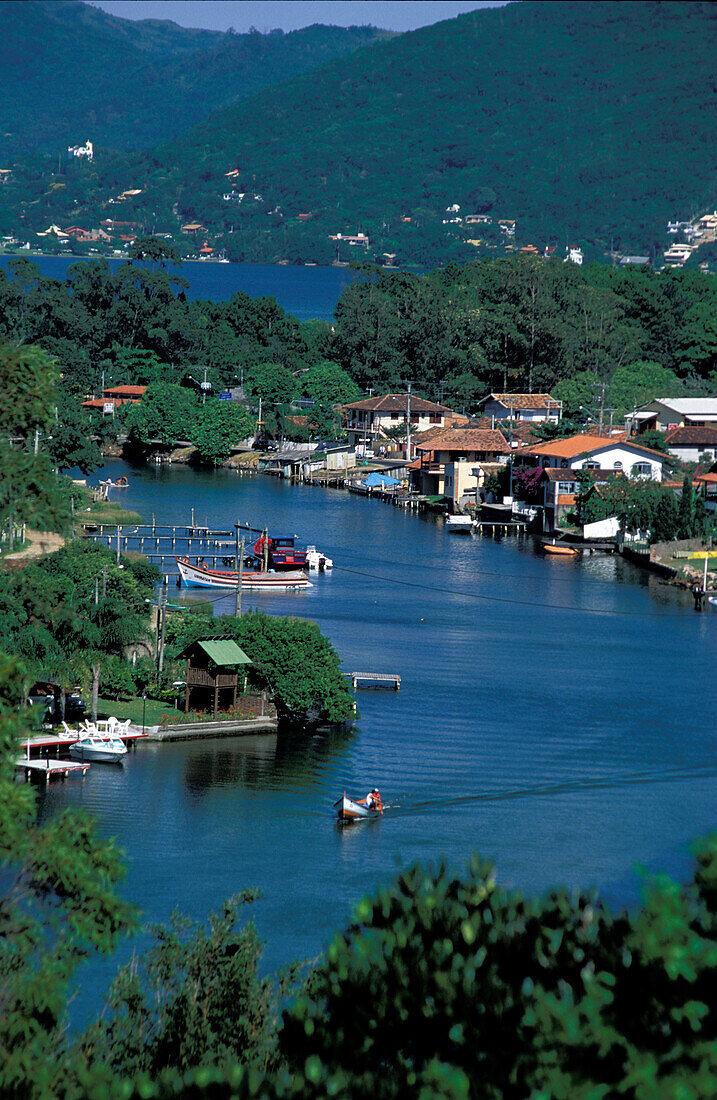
[91,664,101,722]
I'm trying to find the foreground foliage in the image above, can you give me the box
[0,656,136,1100]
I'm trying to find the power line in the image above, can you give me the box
[333,565,693,618]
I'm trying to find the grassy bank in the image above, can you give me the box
[98,696,182,725]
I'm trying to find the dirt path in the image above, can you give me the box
[4,530,65,562]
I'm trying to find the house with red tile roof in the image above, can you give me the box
[82,385,147,415]
[481,393,562,423]
[520,433,664,479]
[341,393,464,453]
[413,426,510,501]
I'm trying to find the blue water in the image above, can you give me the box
[43,461,717,1017]
[0,256,359,320]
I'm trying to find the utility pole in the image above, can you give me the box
[405,381,412,463]
[508,397,515,502]
[234,528,244,617]
[263,527,269,573]
[157,581,168,679]
[101,564,108,599]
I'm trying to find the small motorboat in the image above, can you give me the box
[542,540,579,556]
[99,476,129,489]
[69,720,128,764]
[334,791,383,821]
[445,514,474,532]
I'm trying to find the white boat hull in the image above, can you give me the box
[334,793,381,821]
[69,739,127,764]
[176,557,310,590]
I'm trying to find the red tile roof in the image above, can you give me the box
[485,393,561,410]
[523,434,665,460]
[416,428,509,453]
[342,393,456,415]
[103,385,147,397]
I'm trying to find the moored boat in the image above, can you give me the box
[69,724,128,764]
[176,557,310,590]
[334,791,383,821]
[253,533,308,570]
[445,514,474,532]
[542,540,579,556]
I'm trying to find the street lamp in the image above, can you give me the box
[142,692,146,737]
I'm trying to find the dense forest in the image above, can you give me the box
[0,1,391,159]
[3,1,715,266]
[1,249,715,447]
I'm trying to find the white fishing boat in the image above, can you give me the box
[176,557,311,590]
[445,514,474,532]
[334,791,383,821]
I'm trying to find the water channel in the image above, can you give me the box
[40,460,717,1005]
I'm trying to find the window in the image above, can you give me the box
[585,461,600,470]
[613,460,623,470]
[633,462,652,478]
[558,482,572,494]
[560,458,568,468]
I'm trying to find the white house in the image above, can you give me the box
[664,426,717,463]
[521,433,663,481]
[341,394,461,453]
[481,393,562,423]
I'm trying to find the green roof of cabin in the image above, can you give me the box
[185,639,252,666]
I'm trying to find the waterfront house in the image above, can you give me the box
[627,397,717,434]
[480,393,562,423]
[664,426,717,464]
[179,638,252,718]
[82,384,146,415]
[414,427,510,500]
[520,434,663,479]
[341,394,462,453]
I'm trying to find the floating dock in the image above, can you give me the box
[349,672,401,690]
[16,758,90,782]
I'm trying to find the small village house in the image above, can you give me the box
[82,384,146,415]
[413,427,510,501]
[480,393,562,424]
[341,394,463,453]
[627,397,717,434]
[664,426,717,464]
[517,434,664,531]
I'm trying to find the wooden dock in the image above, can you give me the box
[349,672,401,690]
[16,758,90,782]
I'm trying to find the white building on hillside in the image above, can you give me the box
[67,140,94,161]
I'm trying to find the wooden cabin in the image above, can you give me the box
[179,638,252,717]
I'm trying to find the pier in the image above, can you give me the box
[16,758,91,782]
[349,672,401,690]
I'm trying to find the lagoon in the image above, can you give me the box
[0,256,359,321]
[40,461,717,1002]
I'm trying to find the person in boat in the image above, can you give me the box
[365,788,383,812]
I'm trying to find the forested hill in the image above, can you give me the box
[0,1,393,158]
[29,0,713,267]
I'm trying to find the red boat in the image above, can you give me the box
[253,533,308,571]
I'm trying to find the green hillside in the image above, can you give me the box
[3,0,716,265]
[0,1,392,157]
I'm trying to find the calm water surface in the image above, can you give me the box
[0,256,359,320]
[43,461,717,1008]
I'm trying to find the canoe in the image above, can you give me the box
[542,542,579,556]
[334,792,382,821]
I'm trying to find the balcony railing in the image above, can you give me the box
[187,668,237,688]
